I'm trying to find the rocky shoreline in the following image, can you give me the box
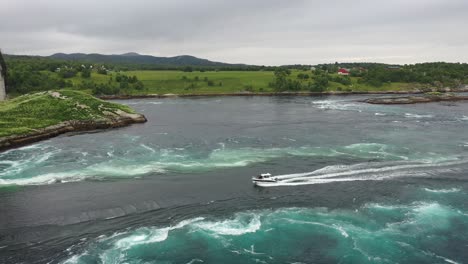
[363,94,468,105]
[99,87,468,100]
[0,110,146,152]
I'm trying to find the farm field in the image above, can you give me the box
[50,70,413,95]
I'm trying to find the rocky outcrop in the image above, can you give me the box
[0,51,6,101]
[363,94,468,105]
[0,112,146,152]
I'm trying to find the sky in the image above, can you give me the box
[1,0,468,65]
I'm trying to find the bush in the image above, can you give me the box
[244,85,254,92]
[183,66,193,72]
[97,68,107,75]
[59,69,77,78]
[81,69,91,78]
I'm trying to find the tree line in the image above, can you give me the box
[4,54,468,95]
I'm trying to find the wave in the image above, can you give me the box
[423,187,461,193]
[0,160,166,185]
[61,201,468,264]
[193,213,261,236]
[0,141,457,186]
[114,217,205,250]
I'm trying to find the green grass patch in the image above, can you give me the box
[0,90,136,137]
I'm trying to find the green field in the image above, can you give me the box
[54,70,413,95]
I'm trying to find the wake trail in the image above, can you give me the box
[259,159,468,187]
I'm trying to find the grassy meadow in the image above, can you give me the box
[50,70,413,95]
[0,90,135,137]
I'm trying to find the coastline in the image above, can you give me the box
[363,94,468,104]
[98,87,468,100]
[0,107,147,153]
[3,87,467,152]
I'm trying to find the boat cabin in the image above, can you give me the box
[257,173,272,179]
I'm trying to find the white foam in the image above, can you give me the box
[0,172,85,185]
[423,188,461,193]
[186,259,204,264]
[312,100,361,111]
[423,250,461,264]
[115,228,169,249]
[194,214,261,236]
[0,147,61,178]
[334,225,350,238]
[243,245,265,255]
[0,162,166,185]
[114,217,204,250]
[284,219,349,238]
[140,144,156,153]
[404,113,433,119]
[258,159,467,187]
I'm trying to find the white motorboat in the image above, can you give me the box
[252,173,277,184]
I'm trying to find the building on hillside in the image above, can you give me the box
[0,50,6,101]
[337,68,350,75]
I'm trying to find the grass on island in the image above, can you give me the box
[46,70,413,95]
[0,90,136,137]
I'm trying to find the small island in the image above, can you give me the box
[0,90,146,151]
[363,92,468,105]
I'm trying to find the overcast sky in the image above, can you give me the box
[1,0,467,65]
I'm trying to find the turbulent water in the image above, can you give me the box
[1,95,468,263]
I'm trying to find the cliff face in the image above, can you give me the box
[0,64,5,101]
[0,50,6,101]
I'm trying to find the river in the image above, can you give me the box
[1,95,468,263]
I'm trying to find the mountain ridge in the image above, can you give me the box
[48,52,247,67]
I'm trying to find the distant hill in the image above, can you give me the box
[48,53,245,67]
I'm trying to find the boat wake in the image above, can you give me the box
[256,159,467,187]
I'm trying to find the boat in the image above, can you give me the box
[252,173,278,184]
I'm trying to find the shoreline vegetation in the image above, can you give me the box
[0,90,146,152]
[97,86,468,100]
[5,54,468,98]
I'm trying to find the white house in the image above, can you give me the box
[0,51,6,101]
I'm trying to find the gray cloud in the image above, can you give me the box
[1,0,467,65]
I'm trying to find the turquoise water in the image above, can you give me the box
[0,96,468,263]
[63,195,468,264]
